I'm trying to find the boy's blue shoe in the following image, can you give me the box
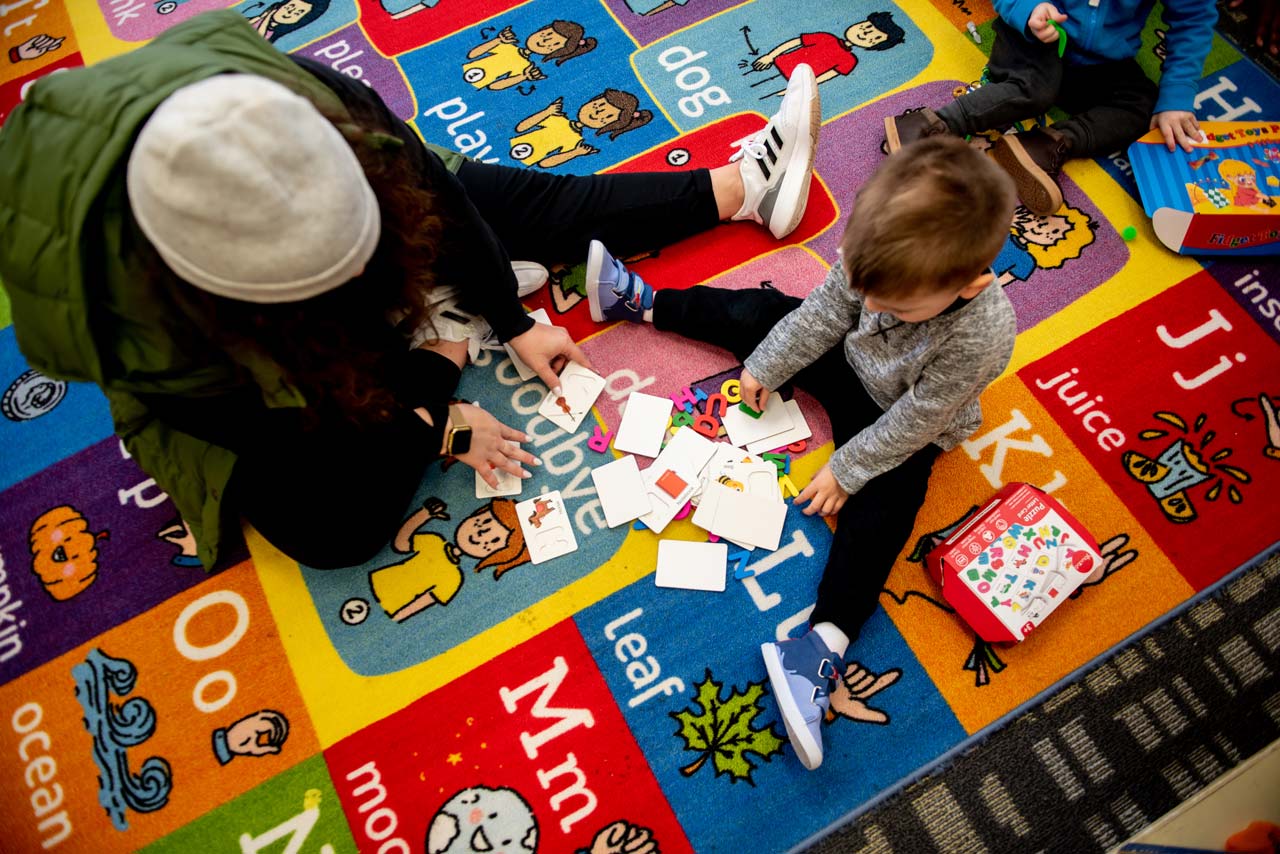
[761,630,844,770]
[586,239,654,323]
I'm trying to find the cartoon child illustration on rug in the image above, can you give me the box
[510,92,652,169]
[993,203,1097,287]
[8,33,64,64]
[29,505,108,601]
[369,497,530,622]
[212,709,290,765]
[242,0,329,44]
[426,785,659,854]
[741,13,906,98]
[464,22,597,92]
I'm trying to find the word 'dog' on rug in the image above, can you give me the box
[1,1,1278,853]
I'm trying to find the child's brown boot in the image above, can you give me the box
[882,107,953,153]
[990,127,1070,215]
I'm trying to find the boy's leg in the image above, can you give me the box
[1054,58,1159,159]
[650,284,803,360]
[936,18,1063,136]
[807,444,942,641]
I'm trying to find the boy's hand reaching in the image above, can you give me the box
[738,367,770,413]
[796,463,849,517]
[1027,3,1068,43]
[1151,110,1204,152]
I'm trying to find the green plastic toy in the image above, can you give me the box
[1050,20,1067,58]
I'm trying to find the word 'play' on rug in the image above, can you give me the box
[1,1,1278,853]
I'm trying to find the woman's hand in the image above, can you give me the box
[795,463,849,517]
[440,403,541,489]
[507,322,594,393]
[738,367,771,413]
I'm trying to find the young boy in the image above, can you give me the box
[884,0,1216,215]
[585,136,1018,769]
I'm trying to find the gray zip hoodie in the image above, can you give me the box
[743,263,1017,496]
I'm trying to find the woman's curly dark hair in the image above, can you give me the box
[153,101,445,428]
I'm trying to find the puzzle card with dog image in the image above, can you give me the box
[515,490,579,564]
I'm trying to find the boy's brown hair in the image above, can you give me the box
[840,135,1016,297]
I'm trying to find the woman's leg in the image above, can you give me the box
[455,162,722,264]
[454,63,818,263]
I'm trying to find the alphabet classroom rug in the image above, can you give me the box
[2,2,1279,853]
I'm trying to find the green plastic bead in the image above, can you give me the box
[1121,226,1137,241]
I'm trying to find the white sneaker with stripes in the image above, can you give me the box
[729,62,821,240]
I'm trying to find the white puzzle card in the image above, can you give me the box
[655,540,727,592]
[613,392,673,458]
[744,399,813,454]
[722,394,794,448]
[725,460,784,502]
[692,445,759,506]
[476,466,523,499]
[538,362,606,433]
[689,480,754,552]
[504,309,552,382]
[515,490,579,564]
[591,455,651,528]
[636,462,697,534]
[692,482,786,551]
[651,426,718,478]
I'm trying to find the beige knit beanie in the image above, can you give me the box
[127,74,381,303]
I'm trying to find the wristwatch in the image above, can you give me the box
[445,402,473,456]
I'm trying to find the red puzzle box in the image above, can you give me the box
[926,483,1104,643]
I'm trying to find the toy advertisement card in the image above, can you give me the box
[1129,121,1280,256]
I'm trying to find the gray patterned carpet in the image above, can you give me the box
[801,549,1280,854]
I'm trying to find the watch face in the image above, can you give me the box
[450,426,473,456]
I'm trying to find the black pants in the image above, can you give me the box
[655,286,941,641]
[231,164,720,569]
[937,18,1158,158]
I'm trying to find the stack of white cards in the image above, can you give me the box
[722,394,812,454]
[691,455,787,552]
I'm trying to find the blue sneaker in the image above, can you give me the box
[586,239,654,323]
[761,630,844,770]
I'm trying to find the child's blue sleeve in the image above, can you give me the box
[993,0,1045,39]
[1156,0,1219,114]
